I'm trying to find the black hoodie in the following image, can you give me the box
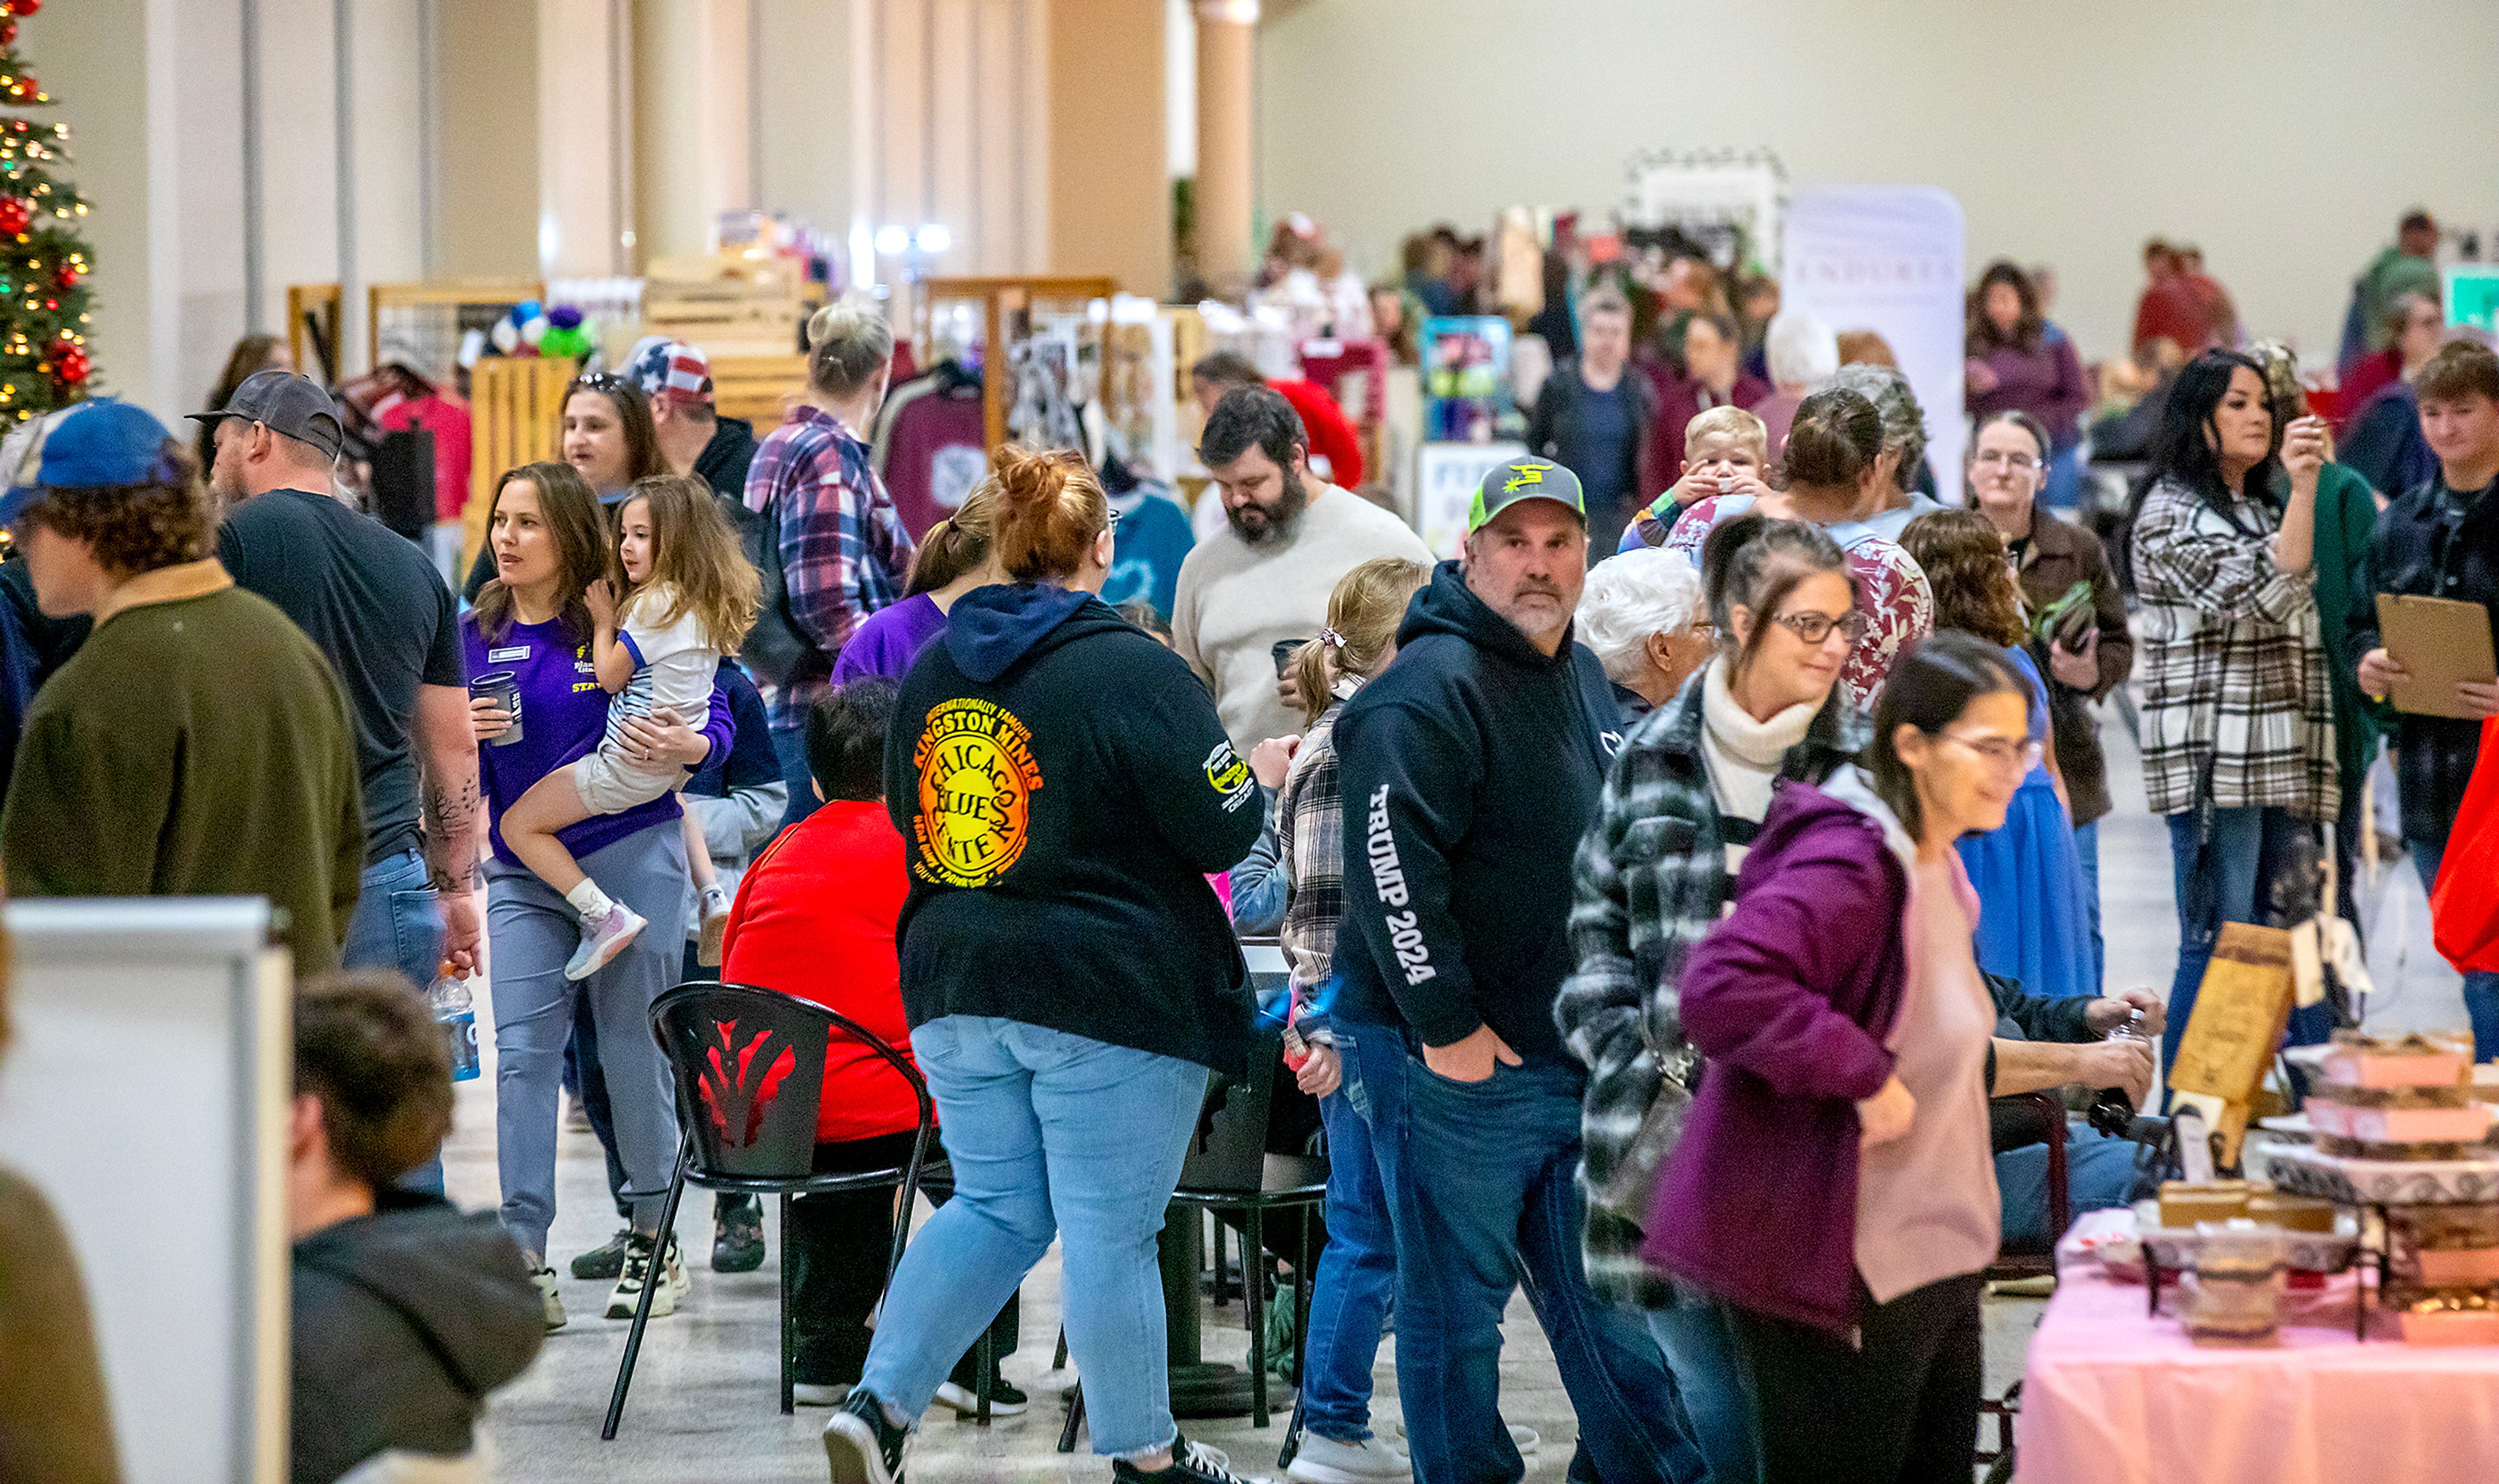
[290,1190,545,1484]
[1334,560,1626,1066]
[888,582,1264,1073]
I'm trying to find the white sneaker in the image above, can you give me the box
[696,885,731,966]
[1288,1431,1411,1483]
[1509,1425,1539,1456]
[533,1266,567,1332]
[565,901,647,980]
[793,1383,852,1408]
[933,1379,1028,1417]
[605,1232,679,1319]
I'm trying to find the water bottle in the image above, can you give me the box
[2086,1008,2144,1139]
[431,964,481,1083]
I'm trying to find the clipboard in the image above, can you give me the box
[2377,593,2497,719]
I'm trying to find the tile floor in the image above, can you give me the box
[454,705,2469,1481]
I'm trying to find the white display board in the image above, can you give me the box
[1620,148,1788,273]
[1415,440,1529,560]
[1781,187,1969,492]
[0,898,290,1484]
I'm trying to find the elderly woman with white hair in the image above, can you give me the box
[1579,546,1715,718]
[1753,312,1840,461]
[1828,362,1943,541]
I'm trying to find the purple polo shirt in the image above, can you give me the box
[462,612,734,867]
[828,592,949,687]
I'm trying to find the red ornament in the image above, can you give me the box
[9,1,40,19]
[51,347,86,388]
[1,19,18,44]
[50,261,75,290]
[0,196,28,235]
[8,74,36,103]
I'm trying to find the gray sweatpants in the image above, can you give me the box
[487,820,688,1260]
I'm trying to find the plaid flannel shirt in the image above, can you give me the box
[1276,703,1347,1035]
[744,405,916,729]
[1556,671,1868,1308]
[2131,477,2338,822]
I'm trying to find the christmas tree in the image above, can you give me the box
[0,0,90,421]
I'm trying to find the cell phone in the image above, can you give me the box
[1272,639,1304,678]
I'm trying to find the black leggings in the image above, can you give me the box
[1725,1273,1984,1484]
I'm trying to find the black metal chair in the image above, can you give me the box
[1057,1020,1328,1450]
[601,980,939,1439]
[1974,1089,2074,1473]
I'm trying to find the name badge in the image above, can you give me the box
[487,646,530,663]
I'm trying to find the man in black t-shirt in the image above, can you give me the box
[197,372,482,1003]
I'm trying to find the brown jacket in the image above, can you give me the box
[0,1168,119,1484]
[2013,500,2133,826]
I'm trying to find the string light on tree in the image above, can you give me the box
[0,0,89,416]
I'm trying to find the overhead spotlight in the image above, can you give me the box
[916,224,952,256]
[873,225,911,257]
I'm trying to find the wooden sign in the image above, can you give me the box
[2170,923,2295,1167]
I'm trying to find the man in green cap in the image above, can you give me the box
[1328,456,1708,1483]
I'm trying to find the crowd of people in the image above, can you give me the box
[0,194,2492,1484]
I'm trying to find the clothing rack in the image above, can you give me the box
[918,277,1117,453]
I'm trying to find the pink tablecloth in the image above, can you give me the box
[2020,1222,2499,1483]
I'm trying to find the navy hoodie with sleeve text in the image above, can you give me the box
[886,582,1266,1074]
[1333,560,1627,1064]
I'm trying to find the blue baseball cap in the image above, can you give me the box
[0,398,180,526]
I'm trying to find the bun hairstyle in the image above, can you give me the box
[1699,511,1853,682]
[906,478,1002,597]
[805,297,896,399]
[985,444,1110,584]
[1292,556,1430,727]
[1776,386,1885,491]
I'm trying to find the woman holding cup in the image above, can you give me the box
[464,461,731,1328]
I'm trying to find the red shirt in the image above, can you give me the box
[720,800,922,1145]
[1271,377,1365,489]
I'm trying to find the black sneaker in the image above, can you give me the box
[1113,1435,1266,1484]
[824,1388,908,1484]
[933,1377,1028,1416]
[571,1226,631,1281]
[713,1200,765,1273]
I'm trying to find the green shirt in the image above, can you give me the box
[1,562,364,975]
[2309,461,2388,786]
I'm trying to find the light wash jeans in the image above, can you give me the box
[344,845,448,1193]
[1299,1019,1406,1445]
[487,822,688,1260]
[855,1015,1207,1457]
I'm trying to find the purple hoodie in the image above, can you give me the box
[1640,768,1912,1335]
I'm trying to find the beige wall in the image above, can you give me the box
[754,0,855,239]
[438,0,542,278]
[1049,0,1167,294]
[1258,0,2499,362]
[852,0,1050,282]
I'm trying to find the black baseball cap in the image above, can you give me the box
[187,370,344,460]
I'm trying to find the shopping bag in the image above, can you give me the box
[2430,716,2499,974]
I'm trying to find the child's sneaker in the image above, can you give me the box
[565,901,646,980]
[696,884,732,967]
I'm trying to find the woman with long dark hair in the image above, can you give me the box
[1644,632,2027,1483]
[2131,349,2337,1070]
[1965,262,2090,509]
[465,461,731,1329]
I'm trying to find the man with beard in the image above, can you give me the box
[1174,386,1429,752]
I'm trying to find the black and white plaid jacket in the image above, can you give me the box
[1555,669,1868,1308]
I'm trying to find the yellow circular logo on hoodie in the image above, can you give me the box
[912,698,1045,887]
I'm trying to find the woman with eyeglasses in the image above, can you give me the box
[2131,349,2338,1073]
[1660,386,1934,711]
[1559,513,1870,1482]
[1967,411,2129,992]
[1900,509,2097,1001]
[1642,632,2026,1483]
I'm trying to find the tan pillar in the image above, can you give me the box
[1193,0,1256,296]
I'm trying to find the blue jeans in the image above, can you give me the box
[854,1016,1207,1458]
[1400,1055,1706,1484]
[2163,807,2334,1079]
[1643,1294,1756,1484]
[1996,1122,2141,1248]
[2410,837,2499,1062]
[1300,1020,1406,1445]
[2073,818,2105,996]
[343,846,447,1194]
[769,723,821,835]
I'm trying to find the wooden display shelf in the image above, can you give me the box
[922,275,1117,452]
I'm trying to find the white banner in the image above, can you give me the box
[1781,187,1969,494]
[1415,440,1528,560]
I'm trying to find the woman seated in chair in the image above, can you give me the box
[718,677,1018,1414]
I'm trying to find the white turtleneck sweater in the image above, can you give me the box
[1699,657,1822,871]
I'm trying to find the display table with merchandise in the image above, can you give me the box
[2017,1209,2499,1484]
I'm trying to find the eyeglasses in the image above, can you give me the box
[1973,449,2041,472]
[1771,609,1868,646]
[1940,729,2044,774]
